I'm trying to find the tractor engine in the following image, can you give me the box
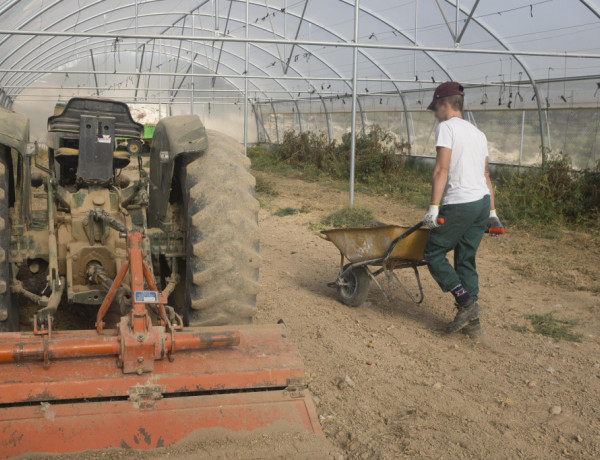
[49,101,148,309]
[56,187,131,306]
[8,99,150,322]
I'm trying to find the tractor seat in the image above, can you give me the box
[55,147,131,169]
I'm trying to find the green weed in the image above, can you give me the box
[274,206,310,217]
[254,175,278,197]
[512,312,582,342]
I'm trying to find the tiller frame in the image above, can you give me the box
[0,229,321,458]
[1,230,239,370]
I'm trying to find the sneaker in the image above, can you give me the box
[446,300,482,333]
[461,318,482,338]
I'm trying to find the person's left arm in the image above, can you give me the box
[484,157,505,234]
[484,157,496,210]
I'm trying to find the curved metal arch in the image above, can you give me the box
[1,0,574,154]
[0,0,21,18]
[11,41,278,103]
[9,41,347,116]
[0,0,167,87]
[340,0,451,147]
[231,0,452,131]
[8,41,251,96]
[6,10,335,102]
[0,0,214,87]
[578,0,600,20]
[5,0,454,102]
[0,0,174,67]
[229,1,415,138]
[335,1,457,146]
[7,20,316,102]
[0,0,68,73]
[440,0,548,154]
[225,1,446,142]
[336,0,455,82]
[309,1,432,142]
[8,8,361,122]
[3,0,428,148]
[4,0,336,97]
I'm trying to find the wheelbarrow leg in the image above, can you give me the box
[327,252,347,288]
[366,267,390,302]
[412,265,425,304]
[389,265,425,305]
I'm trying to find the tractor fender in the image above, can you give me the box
[0,108,29,213]
[0,108,29,155]
[148,115,208,228]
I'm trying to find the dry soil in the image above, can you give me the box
[19,170,600,460]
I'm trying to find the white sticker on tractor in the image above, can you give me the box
[98,135,111,143]
[134,291,158,303]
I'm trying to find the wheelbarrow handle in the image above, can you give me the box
[379,218,444,264]
[337,218,446,279]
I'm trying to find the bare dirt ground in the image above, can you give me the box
[252,171,600,459]
[17,169,600,460]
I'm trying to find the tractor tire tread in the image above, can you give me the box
[0,153,16,331]
[183,130,260,326]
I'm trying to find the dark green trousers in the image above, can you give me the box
[424,195,490,301]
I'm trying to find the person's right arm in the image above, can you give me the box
[423,146,451,229]
[430,146,451,205]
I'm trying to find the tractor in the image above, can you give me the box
[0,98,321,456]
[2,97,259,331]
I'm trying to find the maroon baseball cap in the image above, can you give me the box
[427,81,464,110]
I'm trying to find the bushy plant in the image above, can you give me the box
[496,153,600,227]
[273,126,406,183]
[248,132,600,231]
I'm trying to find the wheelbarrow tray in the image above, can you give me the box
[321,225,429,264]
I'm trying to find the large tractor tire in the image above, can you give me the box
[182,130,260,326]
[0,153,17,332]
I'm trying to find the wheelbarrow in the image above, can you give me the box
[320,219,443,307]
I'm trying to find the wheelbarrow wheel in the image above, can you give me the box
[337,265,371,307]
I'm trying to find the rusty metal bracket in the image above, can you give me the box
[32,316,53,369]
[128,383,165,409]
[285,378,307,398]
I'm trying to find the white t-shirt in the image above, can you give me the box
[435,117,490,205]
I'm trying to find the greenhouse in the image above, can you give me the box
[0,0,598,171]
[1,2,600,459]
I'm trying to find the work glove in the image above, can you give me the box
[423,205,441,229]
[486,209,505,235]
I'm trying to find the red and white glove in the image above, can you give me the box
[486,209,505,235]
[423,205,441,229]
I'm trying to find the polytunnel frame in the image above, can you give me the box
[0,0,347,144]
[1,1,411,147]
[0,1,599,205]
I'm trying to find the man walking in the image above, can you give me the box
[422,82,504,338]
